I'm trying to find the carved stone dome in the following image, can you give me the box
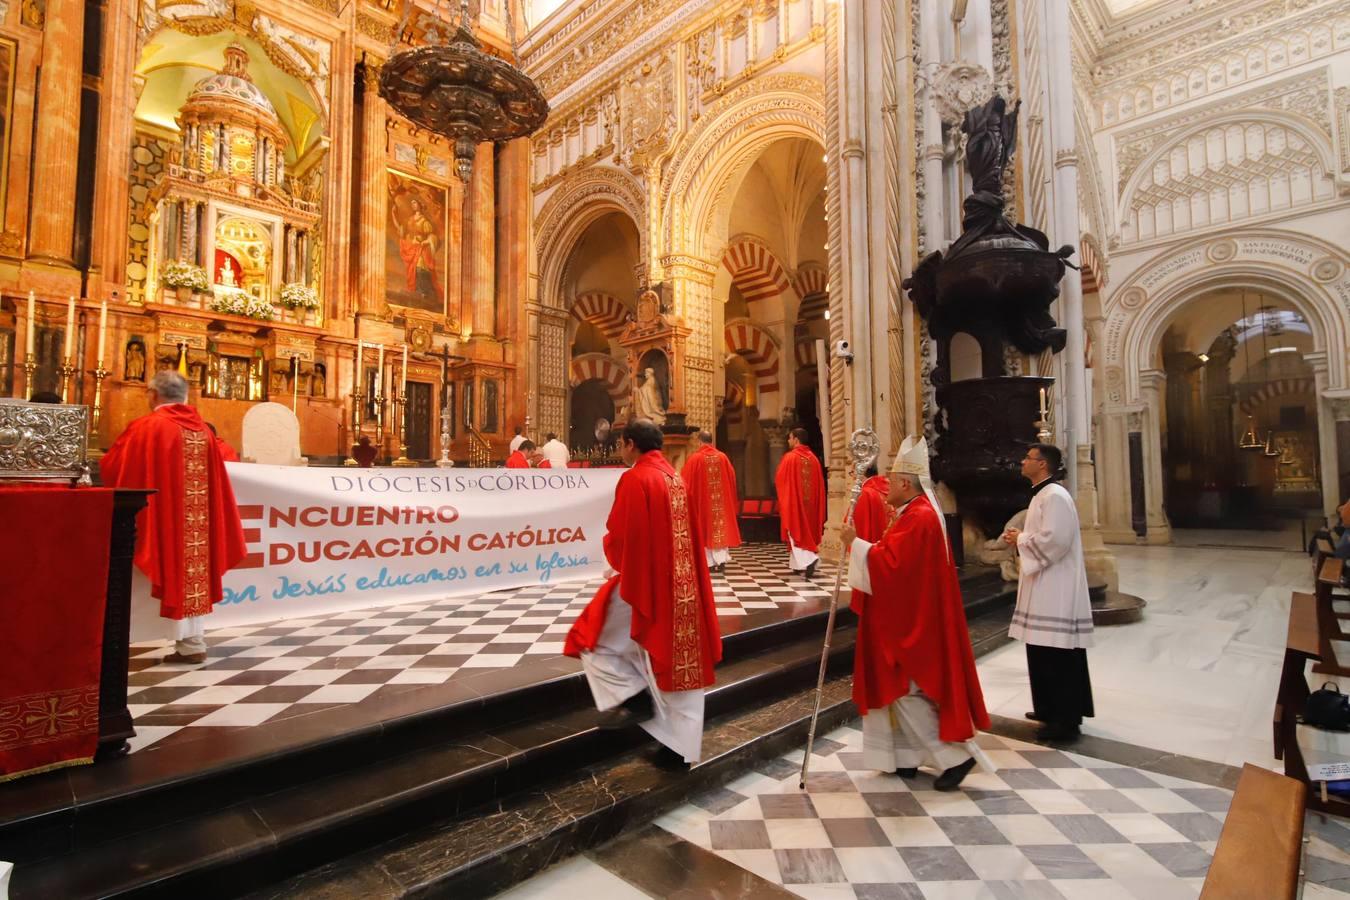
[186,44,279,121]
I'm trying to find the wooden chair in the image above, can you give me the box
[1312,557,1350,675]
[1199,764,1304,900]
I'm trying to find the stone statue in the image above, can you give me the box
[633,367,666,426]
[219,257,237,287]
[124,342,146,382]
[312,365,326,397]
[976,509,1027,581]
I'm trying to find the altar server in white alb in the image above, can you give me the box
[1002,442,1094,742]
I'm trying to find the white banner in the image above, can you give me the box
[207,464,622,629]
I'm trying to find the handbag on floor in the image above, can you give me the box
[1303,682,1350,731]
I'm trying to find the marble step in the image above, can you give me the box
[8,623,863,900]
[0,596,846,868]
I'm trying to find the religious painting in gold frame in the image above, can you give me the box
[385,168,448,316]
[0,38,15,221]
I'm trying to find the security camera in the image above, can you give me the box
[834,340,854,364]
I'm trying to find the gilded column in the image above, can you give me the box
[469,142,495,336]
[324,21,357,322]
[494,138,528,343]
[356,60,387,314]
[27,0,86,266]
[661,255,717,431]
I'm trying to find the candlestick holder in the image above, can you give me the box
[436,404,454,468]
[87,363,110,461]
[344,390,365,465]
[22,357,36,397]
[58,361,77,403]
[374,391,385,448]
[391,390,416,467]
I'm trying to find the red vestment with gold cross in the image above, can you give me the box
[100,404,247,620]
[774,444,827,552]
[564,451,722,691]
[680,444,742,551]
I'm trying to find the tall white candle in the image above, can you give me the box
[96,300,108,365]
[401,343,408,394]
[376,343,384,397]
[25,291,34,356]
[63,296,75,361]
[1039,387,1047,417]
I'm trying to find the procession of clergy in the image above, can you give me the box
[102,370,1096,788]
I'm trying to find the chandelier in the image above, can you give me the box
[380,0,549,182]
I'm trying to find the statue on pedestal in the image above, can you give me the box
[633,367,666,426]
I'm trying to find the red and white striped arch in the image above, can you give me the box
[724,319,780,394]
[794,339,816,371]
[569,353,630,402]
[722,380,745,428]
[794,262,829,321]
[722,239,791,305]
[1238,377,1315,416]
[570,291,630,339]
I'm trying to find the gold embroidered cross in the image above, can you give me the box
[24,696,81,736]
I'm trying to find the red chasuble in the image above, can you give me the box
[100,404,247,620]
[505,450,529,468]
[681,445,742,551]
[847,475,893,616]
[774,444,826,552]
[859,495,990,742]
[216,438,240,462]
[564,451,722,691]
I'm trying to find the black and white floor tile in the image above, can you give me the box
[124,544,835,753]
[653,723,1234,899]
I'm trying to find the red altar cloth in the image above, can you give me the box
[0,485,115,781]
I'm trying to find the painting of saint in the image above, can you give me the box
[386,170,448,314]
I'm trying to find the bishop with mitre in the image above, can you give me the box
[774,427,826,578]
[564,419,723,764]
[100,371,247,664]
[840,436,991,791]
[681,431,742,573]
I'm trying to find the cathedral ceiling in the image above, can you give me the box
[136,30,324,159]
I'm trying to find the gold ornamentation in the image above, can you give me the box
[664,471,703,691]
[181,428,212,617]
[0,687,99,752]
[703,453,726,548]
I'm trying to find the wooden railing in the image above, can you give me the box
[467,427,492,467]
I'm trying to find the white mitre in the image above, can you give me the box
[889,435,950,559]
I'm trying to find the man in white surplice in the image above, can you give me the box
[841,437,993,789]
[1002,442,1094,742]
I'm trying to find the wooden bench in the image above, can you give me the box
[1312,557,1350,675]
[1199,763,1304,900]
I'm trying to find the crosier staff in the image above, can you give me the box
[800,427,880,789]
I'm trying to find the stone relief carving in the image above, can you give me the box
[932,63,996,128]
[619,50,676,172]
[1338,87,1350,172]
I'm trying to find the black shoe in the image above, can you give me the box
[1025,711,1043,722]
[894,767,918,778]
[653,745,691,771]
[804,561,817,579]
[1035,723,1081,743]
[597,691,654,729]
[933,757,977,792]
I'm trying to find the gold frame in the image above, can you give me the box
[385,166,450,318]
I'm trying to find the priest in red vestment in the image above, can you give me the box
[101,371,247,664]
[774,427,826,577]
[505,440,534,468]
[564,418,722,763]
[841,436,990,791]
[846,464,892,617]
[681,431,741,573]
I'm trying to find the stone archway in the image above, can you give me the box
[1096,229,1350,543]
[530,168,646,439]
[654,74,827,432]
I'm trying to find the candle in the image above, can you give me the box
[96,300,107,365]
[401,343,408,394]
[1039,387,1047,417]
[25,291,34,356]
[63,296,75,361]
[376,343,384,397]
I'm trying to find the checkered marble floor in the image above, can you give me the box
[124,544,836,753]
[655,724,1237,900]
